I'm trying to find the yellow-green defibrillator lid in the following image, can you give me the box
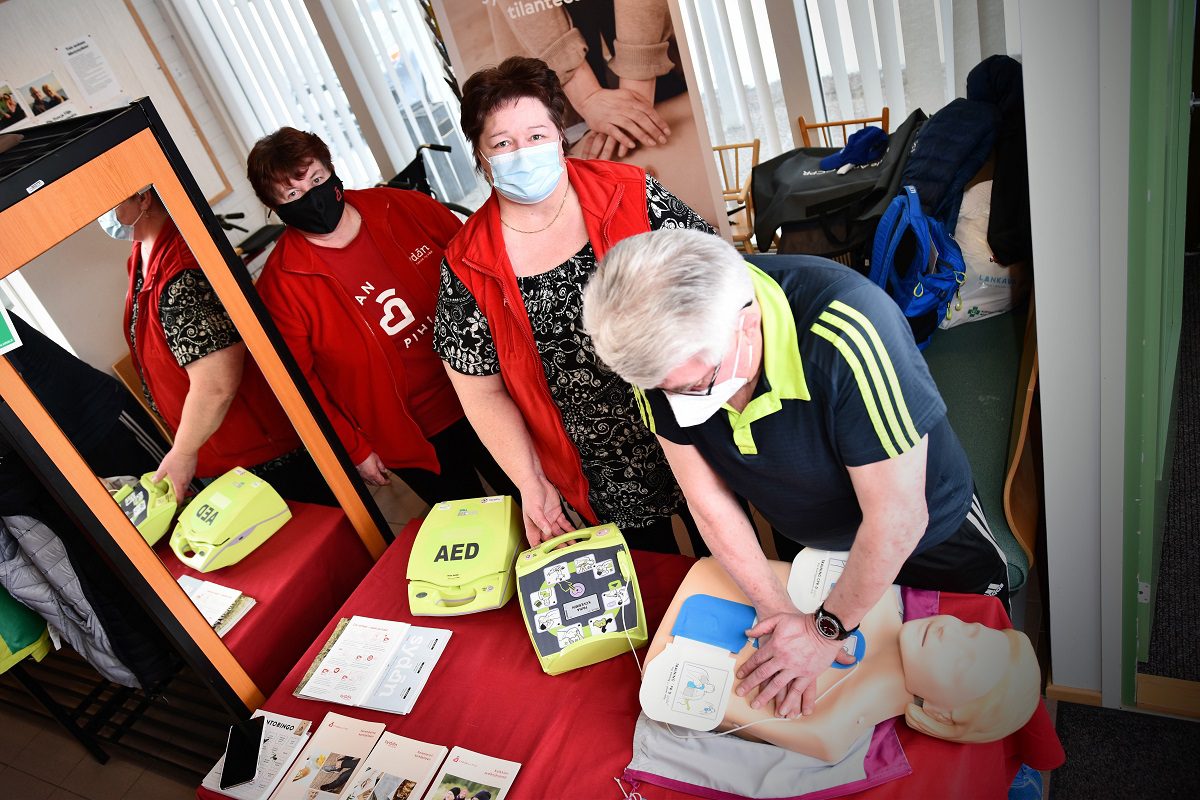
[514,524,647,675]
[407,496,522,616]
[169,467,291,572]
[113,473,177,545]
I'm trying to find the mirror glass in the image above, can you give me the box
[0,189,418,694]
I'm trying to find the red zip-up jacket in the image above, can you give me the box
[255,188,464,472]
[124,219,302,478]
[442,158,650,525]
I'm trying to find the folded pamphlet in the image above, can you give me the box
[421,747,522,800]
[269,712,386,800]
[295,616,451,714]
[179,575,257,637]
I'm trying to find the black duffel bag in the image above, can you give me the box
[752,110,927,266]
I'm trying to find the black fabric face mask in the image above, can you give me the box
[274,173,345,234]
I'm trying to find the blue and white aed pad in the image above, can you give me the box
[640,594,756,731]
[514,524,646,675]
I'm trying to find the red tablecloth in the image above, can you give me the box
[197,524,1063,799]
[160,500,373,695]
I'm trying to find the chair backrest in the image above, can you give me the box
[712,140,760,200]
[797,107,890,148]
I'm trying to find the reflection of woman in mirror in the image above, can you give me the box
[645,559,1041,764]
[99,189,334,503]
[248,130,513,505]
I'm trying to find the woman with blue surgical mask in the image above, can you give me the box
[433,57,718,555]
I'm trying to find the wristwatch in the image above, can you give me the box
[814,604,858,641]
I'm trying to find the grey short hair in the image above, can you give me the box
[583,229,753,388]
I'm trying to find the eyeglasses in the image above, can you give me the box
[672,355,724,397]
[666,301,752,397]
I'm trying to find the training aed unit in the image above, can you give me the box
[407,495,523,616]
[113,473,177,545]
[169,467,291,572]
[515,524,647,675]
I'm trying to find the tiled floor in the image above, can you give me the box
[0,705,199,800]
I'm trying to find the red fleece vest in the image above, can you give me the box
[124,220,301,477]
[443,159,650,524]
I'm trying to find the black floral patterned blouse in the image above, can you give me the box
[433,175,716,528]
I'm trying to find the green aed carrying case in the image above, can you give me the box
[112,473,177,545]
[169,467,291,573]
[515,524,647,675]
[407,496,523,616]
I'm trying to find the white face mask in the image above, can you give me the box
[98,201,145,241]
[665,336,751,427]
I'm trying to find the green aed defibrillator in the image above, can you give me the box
[112,473,177,545]
[169,467,291,572]
[515,524,647,675]
[407,495,524,616]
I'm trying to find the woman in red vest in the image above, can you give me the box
[101,189,330,503]
[434,57,714,553]
[247,130,512,506]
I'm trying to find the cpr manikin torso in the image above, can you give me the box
[641,558,1039,764]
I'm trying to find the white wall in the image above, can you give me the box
[0,0,271,371]
[1021,0,1129,702]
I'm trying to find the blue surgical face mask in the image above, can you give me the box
[486,140,564,205]
[98,202,145,241]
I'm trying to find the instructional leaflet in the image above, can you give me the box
[179,575,256,637]
[421,747,521,800]
[201,711,311,800]
[270,713,386,800]
[343,733,447,800]
[295,617,451,714]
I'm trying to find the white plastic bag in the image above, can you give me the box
[941,181,1029,329]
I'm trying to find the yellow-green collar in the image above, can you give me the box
[724,263,810,454]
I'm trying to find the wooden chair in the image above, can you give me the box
[712,140,760,252]
[797,107,890,148]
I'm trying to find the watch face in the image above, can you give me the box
[816,613,840,639]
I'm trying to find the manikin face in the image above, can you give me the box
[271,158,332,206]
[477,96,562,179]
[899,615,1011,709]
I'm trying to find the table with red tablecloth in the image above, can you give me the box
[159,500,374,695]
[196,521,1063,799]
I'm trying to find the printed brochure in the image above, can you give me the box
[269,712,386,800]
[295,617,451,714]
[421,747,521,800]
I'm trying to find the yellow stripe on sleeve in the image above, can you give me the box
[811,322,900,458]
[817,309,916,452]
[828,300,921,446]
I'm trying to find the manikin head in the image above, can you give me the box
[899,615,1040,743]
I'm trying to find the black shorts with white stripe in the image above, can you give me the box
[894,493,1012,615]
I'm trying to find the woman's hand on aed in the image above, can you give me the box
[355,452,391,487]
[518,473,575,546]
[154,447,197,500]
[736,611,853,718]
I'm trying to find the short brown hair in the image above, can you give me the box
[246,128,333,208]
[459,57,569,170]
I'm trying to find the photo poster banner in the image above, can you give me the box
[431,0,728,235]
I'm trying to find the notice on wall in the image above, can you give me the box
[59,36,123,109]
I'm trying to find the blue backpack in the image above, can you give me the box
[868,185,966,350]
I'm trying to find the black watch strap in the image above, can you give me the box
[814,604,858,641]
